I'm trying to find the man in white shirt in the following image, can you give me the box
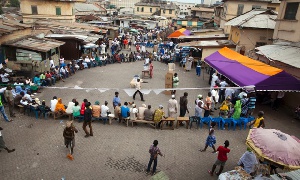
[225,85,235,100]
[50,96,58,112]
[211,86,219,110]
[219,79,228,103]
[65,99,76,114]
[130,104,138,120]
[169,41,174,50]
[101,101,110,117]
[133,79,145,101]
[168,95,178,126]
[49,59,54,68]
[0,71,10,84]
[210,72,219,91]
[59,56,64,65]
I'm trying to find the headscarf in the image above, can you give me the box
[55,98,66,112]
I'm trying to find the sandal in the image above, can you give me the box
[199,149,206,152]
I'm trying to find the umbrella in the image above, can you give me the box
[130,29,138,33]
[177,28,191,36]
[246,128,300,170]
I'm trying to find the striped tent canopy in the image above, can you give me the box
[204,47,300,91]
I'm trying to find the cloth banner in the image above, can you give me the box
[123,89,136,97]
[153,89,164,95]
[141,89,151,95]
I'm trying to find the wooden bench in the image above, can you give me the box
[176,117,190,129]
[54,112,72,120]
[17,105,25,113]
[92,116,108,124]
[130,119,156,129]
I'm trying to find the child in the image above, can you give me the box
[63,121,78,155]
[200,122,217,153]
[196,62,201,76]
[146,140,164,176]
[249,111,265,128]
[208,140,230,176]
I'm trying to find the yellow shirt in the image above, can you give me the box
[253,117,264,128]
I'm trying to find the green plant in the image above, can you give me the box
[10,0,20,7]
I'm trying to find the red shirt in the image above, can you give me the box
[217,146,230,161]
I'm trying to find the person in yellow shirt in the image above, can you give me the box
[249,111,265,128]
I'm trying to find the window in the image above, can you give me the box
[31,5,37,15]
[156,8,158,12]
[169,10,172,14]
[284,2,299,20]
[56,7,61,15]
[137,7,139,12]
[150,8,152,13]
[163,10,166,14]
[141,7,144,12]
[237,4,244,16]
[252,5,261,10]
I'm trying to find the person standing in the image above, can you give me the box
[172,73,179,94]
[149,61,154,78]
[4,84,15,117]
[113,92,121,109]
[200,122,217,153]
[146,140,164,176]
[208,140,230,176]
[63,121,78,155]
[168,95,178,126]
[0,127,15,153]
[83,102,93,137]
[195,94,204,118]
[133,79,145,101]
[179,92,189,117]
[0,96,12,122]
[232,97,242,120]
[196,62,201,76]
[204,92,212,117]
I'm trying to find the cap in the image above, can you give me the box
[171,95,175,99]
[159,105,163,109]
[197,94,202,99]
[132,104,136,107]
[95,101,100,105]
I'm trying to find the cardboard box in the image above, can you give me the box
[165,84,172,88]
[168,70,174,74]
[165,73,173,85]
[168,63,175,71]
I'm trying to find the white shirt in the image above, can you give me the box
[49,60,54,68]
[14,82,24,86]
[20,100,28,106]
[85,57,90,63]
[130,107,138,120]
[135,81,141,90]
[66,102,75,114]
[225,88,235,99]
[101,105,109,117]
[24,94,32,102]
[50,99,58,112]
[1,73,9,83]
[211,89,219,102]
[211,74,218,88]
[169,41,173,46]
[220,81,228,90]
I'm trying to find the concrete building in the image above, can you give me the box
[20,0,86,24]
[214,0,280,34]
[190,7,214,19]
[74,3,107,17]
[175,2,196,16]
[134,1,179,19]
[109,0,140,9]
[225,9,277,54]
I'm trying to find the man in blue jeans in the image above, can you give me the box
[0,96,12,122]
[146,140,164,176]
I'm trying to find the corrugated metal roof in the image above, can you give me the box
[225,9,277,29]
[74,3,105,12]
[45,34,100,44]
[256,45,300,68]
[271,169,300,180]
[4,37,65,52]
[190,7,214,12]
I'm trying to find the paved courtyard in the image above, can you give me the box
[0,60,299,180]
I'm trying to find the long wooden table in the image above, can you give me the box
[176,117,189,129]
[160,117,175,130]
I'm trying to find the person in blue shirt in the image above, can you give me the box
[113,92,121,109]
[121,102,130,119]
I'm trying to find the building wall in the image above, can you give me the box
[0,28,33,45]
[267,3,280,12]
[273,0,300,42]
[222,1,269,33]
[110,0,140,9]
[176,2,195,16]
[229,26,273,52]
[194,11,214,19]
[160,8,178,18]
[21,0,76,23]
[135,5,160,16]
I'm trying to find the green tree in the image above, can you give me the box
[10,0,20,7]
[0,6,3,14]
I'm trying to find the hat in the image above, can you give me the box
[35,98,40,104]
[95,101,100,105]
[197,94,202,99]
[159,105,163,109]
[243,93,248,97]
[132,104,136,107]
[142,104,147,108]
[171,94,175,99]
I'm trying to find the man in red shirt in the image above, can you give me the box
[208,140,230,176]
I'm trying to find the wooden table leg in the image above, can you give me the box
[186,121,189,129]
[172,121,174,130]
[176,120,179,129]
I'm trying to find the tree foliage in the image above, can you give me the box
[10,0,20,7]
[0,6,3,15]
